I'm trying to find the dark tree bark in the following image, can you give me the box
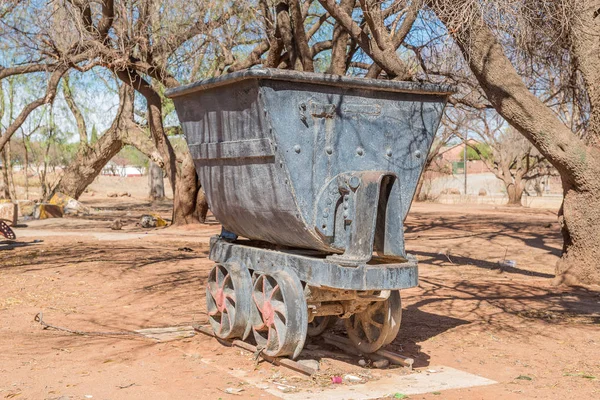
[148,161,165,201]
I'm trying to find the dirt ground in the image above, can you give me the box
[1,196,599,400]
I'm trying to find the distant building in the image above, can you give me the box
[435,140,488,175]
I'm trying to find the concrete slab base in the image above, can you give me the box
[219,363,496,400]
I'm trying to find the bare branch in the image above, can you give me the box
[62,74,88,145]
[0,66,68,152]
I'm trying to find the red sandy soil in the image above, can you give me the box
[0,200,598,399]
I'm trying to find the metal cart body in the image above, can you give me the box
[167,69,452,358]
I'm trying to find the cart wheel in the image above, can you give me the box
[251,270,308,359]
[344,293,400,353]
[307,316,336,337]
[206,262,253,340]
[383,290,402,345]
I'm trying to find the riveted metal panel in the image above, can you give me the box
[168,69,450,255]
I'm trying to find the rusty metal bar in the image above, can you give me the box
[193,324,317,376]
[322,333,414,369]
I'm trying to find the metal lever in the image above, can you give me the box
[327,171,388,265]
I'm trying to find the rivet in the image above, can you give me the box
[322,212,329,218]
[344,204,348,210]
[326,198,332,205]
[285,179,289,184]
[349,176,360,190]
[386,148,393,157]
[414,150,422,158]
[343,211,349,219]
[294,145,301,153]
[325,146,333,155]
[356,147,364,156]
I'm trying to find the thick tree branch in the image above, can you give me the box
[0,63,53,80]
[318,0,411,79]
[289,0,314,71]
[328,0,355,75]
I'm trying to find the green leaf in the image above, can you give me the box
[563,372,596,379]
[515,375,532,381]
[394,394,408,399]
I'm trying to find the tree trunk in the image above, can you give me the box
[117,70,207,226]
[556,183,600,285]
[0,167,8,199]
[1,147,13,200]
[54,86,163,200]
[172,150,207,224]
[148,161,165,200]
[54,130,124,199]
[414,175,426,202]
[506,183,523,206]
[196,185,209,223]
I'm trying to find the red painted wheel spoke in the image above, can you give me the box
[208,281,220,299]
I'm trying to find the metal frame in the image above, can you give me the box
[209,236,418,291]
